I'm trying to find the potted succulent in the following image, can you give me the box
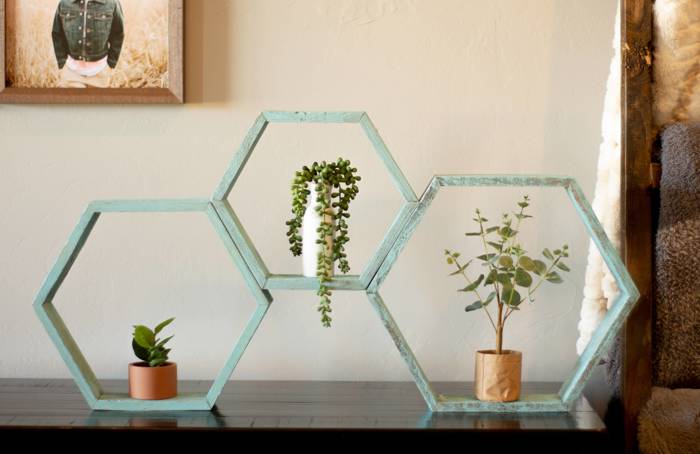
[444,196,571,402]
[285,158,361,327]
[129,317,177,400]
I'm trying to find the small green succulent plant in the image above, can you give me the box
[132,317,175,367]
[444,196,571,354]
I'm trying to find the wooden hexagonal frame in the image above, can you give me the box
[33,199,272,411]
[211,111,418,291]
[367,175,640,412]
[33,111,640,414]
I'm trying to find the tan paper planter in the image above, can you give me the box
[128,362,177,400]
[474,350,522,402]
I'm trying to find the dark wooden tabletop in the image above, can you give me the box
[0,379,606,441]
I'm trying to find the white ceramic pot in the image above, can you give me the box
[301,193,335,277]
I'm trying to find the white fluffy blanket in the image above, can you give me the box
[576,4,621,355]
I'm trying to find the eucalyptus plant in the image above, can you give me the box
[132,317,175,367]
[444,196,571,354]
[285,158,361,327]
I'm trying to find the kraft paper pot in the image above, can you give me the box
[474,350,522,402]
[128,362,177,400]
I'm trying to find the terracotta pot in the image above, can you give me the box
[128,362,177,400]
[474,350,522,402]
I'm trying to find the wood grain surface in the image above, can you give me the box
[621,0,654,453]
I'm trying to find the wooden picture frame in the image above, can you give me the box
[0,0,183,104]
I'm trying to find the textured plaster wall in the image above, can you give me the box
[0,0,617,413]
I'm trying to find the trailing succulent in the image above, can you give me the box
[132,317,175,367]
[444,196,571,354]
[286,158,361,327]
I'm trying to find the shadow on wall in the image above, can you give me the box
[185,0,232,104]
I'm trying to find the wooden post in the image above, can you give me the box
[621,0,654,452]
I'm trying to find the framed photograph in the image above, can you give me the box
[0,0,183,103]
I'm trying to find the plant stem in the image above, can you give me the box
[476,214,502,308]
[500,201,528,326]
[503,253,562,324]
[503,306,514,323]
[505,202,527,255]
[525,255,562,303]
[481,214,512,354]
[451,257,497,333]
[477,214,507,341]
[502,204,527,316]
[496,303,504,354]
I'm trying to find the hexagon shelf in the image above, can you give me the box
[366,175,640,412]
[210,111,418,291]
[34,112,638,413]
[33,199,272,411]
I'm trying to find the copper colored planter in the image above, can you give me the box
[474,350,522,402]
[128,362,177,400]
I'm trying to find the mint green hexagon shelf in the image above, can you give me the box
[33,199,272,411]
[211,111,418,291]
[35,111,640,414]
[366,175,640,412]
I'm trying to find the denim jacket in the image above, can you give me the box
[52,0,125,69]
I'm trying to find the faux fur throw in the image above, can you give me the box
[654,0,700,127]
[654,123,700,388]
[638,387,700,454]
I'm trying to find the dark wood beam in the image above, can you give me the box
[621,0,654,452]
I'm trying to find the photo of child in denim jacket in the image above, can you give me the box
[51,0,125,88]
[5,0,168,89]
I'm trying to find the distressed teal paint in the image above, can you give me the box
[436,394,568,413]
[211,111,418,291]
[368,174,639,412]
[360,201,419,287]
[34,205,101,316]
[264,274,365,291]
[213,114,268,201]
[93,393,211,411]
[88,199,211,213]
[206,202,272,302]
[263,111,365,123]
[368,178,440,292]
[37,302,101,408]
[366,292,438,410]
[435,174,573,188]
[34,199,271,411]
[211,200,270,287]
[557,180,640,406]
[206,303,270,407]
[359,114,417,203]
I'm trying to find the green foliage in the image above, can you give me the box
[285,158,361,327]
[132,317,175,367]
[444,195,573,352]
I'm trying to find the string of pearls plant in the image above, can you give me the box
[286,158,361,327]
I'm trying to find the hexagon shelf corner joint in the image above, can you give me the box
[366,174,640,412]
[210,111,419,292]
[33,199,272,411]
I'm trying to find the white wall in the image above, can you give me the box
[0,0,617,412]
